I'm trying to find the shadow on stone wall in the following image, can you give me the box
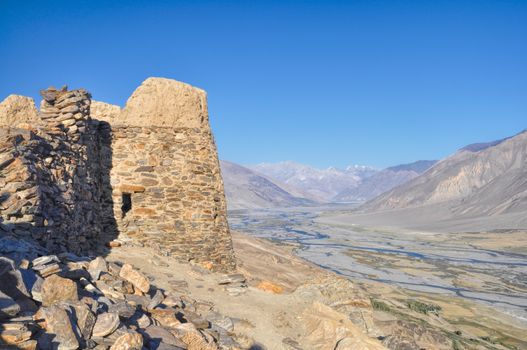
[93,119,119,252]
[0,120,119,257]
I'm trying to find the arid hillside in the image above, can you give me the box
[360,130,527,223]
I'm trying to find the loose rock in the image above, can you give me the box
[119,264,150,294]
[0,257,30,299]
[109,332,143,350]
[92,312,120,337]
[40,305,80,350]
[140,325,187,349]
[88,257,108,281]
[0,290,21,319]
[218,274,246,285]
[41,274,78,306]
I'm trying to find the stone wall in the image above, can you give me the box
[0,95,39,127]
[107,125,233,268]
[0,128,40,230]
[1,78,235,270]
[0,88,105,254]
[95,78,235,269]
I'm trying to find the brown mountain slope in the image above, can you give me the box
[360,130,527,222]
[220,160,315,210]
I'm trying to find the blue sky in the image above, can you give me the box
[1,0,526,168]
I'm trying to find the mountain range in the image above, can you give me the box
[358,130,527,229]
[221,129,527,227]
[220,160,315,210]
[221,160,437,210]
[333,160,437,202]
[249,161,377,202]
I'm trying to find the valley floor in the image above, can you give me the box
[228,205,527,348]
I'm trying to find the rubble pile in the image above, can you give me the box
[0,249,242,350]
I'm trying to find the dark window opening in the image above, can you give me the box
[121,193,132,218]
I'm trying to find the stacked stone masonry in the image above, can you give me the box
[0,78,235,271]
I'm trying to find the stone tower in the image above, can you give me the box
[0,78,235,271]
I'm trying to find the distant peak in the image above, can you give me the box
[461,137,510,153]
[386,160,437,174]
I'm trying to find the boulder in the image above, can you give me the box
[30,275,44,302]
[92,312,120,337]
[41,275,78,306]
[88,257,108,281]
[176,323,218,350]
[180,310,209,329]
[218,274,245,285]
[32,255,60,268]
[39,305,80,350]
[150,308,181,329]
[108,301,136,319]
[204,311,233,332]
[299,302,386,350]
[147,289,164,309]
[0,328,32,345]
[34,263,62,277]
[109,332,143,350]
[119,264,150,294]
[133,313,152,328]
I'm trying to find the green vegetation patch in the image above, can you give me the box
[406,300,442,315]
[371,299,393,312]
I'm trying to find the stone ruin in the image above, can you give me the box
[0,78,235,271]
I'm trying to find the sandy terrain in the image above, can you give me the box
[104,231,384,349]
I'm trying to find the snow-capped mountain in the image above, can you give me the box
[250,161,377,201]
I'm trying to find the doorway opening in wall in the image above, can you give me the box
[121,193,132,218]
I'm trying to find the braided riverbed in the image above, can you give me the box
[228,205,527,326]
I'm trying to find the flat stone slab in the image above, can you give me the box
[140,325,186,349]
[32,255,60,268]
[92,312,120,337]
[0,290,20,319]
[218,274,246,285]
[0,329,32,345]
[108,301,136,319]
[42,305,79,350]
[0,257,30,299]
